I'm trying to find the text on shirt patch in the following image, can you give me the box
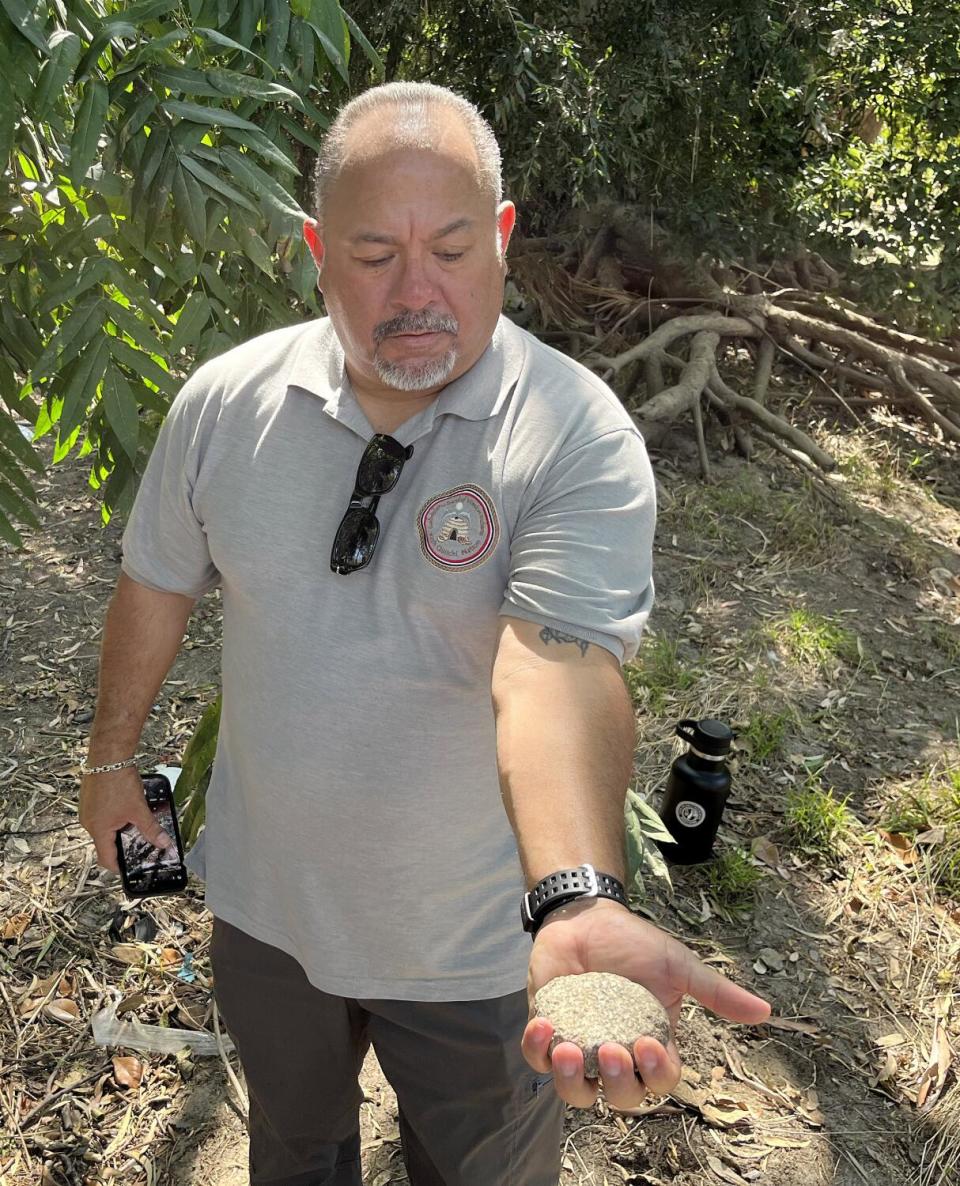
[417,485,500,571]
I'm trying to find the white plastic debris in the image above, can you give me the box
[91,1006,234,1056]
[154,765,183,791]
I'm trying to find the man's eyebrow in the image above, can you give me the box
[349,218,475,246]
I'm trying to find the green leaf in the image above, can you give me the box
[278,112,324,155]
[194,27,271,69]
[103,0,176,25]
[59,335,110,438]
[31,301,107,381]
[222,125,298,174]
[109,336,178,397]
[205,68,303,109]
[32,29,82,116]
[0,441,39,502]
[152,65,226,100]
[263,0,291,68]
[106,302,168,358]
[75,23,138,84]
[234,225,274,277]
[118,92,158,151]
[39,256,112,317]
[220,145,305,225]
[0,0,50,55]
[0,510,25,548]
[173,162,208,243]
[163,98,263,133]
[627,788,676,843]
[71,80,109,184]
[180,153,258,213]
[307,0,349,81]
[342,9,383,76]
[101,366,140,463]
[0,71,14,168]
[0,409,45,474]
[136,129,172,212]
[144,148,177,241]
[0,478,41,530]
[198,263,233,308]
[169,291,211,355]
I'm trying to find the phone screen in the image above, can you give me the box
[117,775,188,897]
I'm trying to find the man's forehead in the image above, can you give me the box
[339,105,481,174]
[349,218,475,245]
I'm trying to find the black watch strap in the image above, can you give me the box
[521,863,628,936]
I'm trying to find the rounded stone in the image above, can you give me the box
[533,972,671,1078]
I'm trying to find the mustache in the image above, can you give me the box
[374,312,459,344]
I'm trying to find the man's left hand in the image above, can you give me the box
[522,897,771,1111]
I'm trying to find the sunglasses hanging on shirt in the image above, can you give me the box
[330,434,414,575]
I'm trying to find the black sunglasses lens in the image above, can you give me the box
[331,507,380,572]
[357,436,407,495]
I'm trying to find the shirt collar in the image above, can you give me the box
[285,315,525,432]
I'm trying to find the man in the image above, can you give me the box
[79,82,769,1185]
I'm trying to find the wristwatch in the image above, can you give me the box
[521,863,628,936]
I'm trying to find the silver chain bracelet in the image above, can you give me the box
[82,756,140,775]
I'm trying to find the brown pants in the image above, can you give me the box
[210,916,565,1186]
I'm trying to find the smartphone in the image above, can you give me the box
[115,773,188,898]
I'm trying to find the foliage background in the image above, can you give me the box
[1,0,957,547]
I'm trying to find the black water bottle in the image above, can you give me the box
[655,719,734,864]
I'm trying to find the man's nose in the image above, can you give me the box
[390,254,438,309]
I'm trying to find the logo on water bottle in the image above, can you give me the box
[675,801,707,828]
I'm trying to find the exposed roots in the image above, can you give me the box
[508,214,960,471]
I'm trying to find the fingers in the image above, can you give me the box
[132,808,173,850]
[522,1021,680,1111]
[684,957,771,1025]
[94,838,120,875]
[631,1036,681,1096]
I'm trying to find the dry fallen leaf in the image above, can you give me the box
[1,911,33,941]
[871,1050,899,1087]
[705,1154,749,1185]
[916,1020,952,1110]
[759,1135,811,1149]
[112,1055,144,1090]
[43,998,80,1024]
[111,943,150,965]
[701,1101,753,1128]
[751,836,780,867]
[878,830,916,865]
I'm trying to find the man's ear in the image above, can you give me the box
[303,218,325,271]
[496,201,517,260]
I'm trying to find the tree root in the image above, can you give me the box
[508,217,960,472]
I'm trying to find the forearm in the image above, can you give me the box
[87,571,196,762]
[492,620,636,886]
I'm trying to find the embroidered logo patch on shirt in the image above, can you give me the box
[418,485,500,571]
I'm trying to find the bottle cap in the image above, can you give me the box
[676,718,734,757]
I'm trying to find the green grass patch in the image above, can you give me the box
[768,608,861,669]
[661,473,837,558]
[737,709,792,763]
[880,765,960,897]
[931,624,960,664]
[785,780,852,857]
[624,634,698,714]
[706,848,764,912]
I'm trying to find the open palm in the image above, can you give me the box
[522,900,770,1110]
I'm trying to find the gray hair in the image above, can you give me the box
[311,82,503,219]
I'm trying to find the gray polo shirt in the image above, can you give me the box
[121,314,656,1001]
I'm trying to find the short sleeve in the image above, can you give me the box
[120,376,221,598]
[500,428,656,664]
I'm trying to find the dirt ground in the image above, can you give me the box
[1,395,958,1186]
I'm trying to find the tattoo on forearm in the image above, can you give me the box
[539,627,591,656]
